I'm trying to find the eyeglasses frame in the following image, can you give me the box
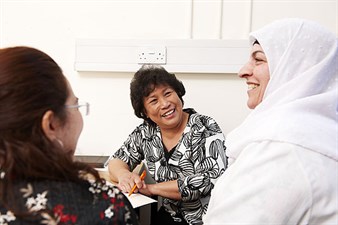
[65,101,90,116]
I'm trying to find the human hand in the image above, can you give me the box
[117,171,144,193]
[138,183,153,196]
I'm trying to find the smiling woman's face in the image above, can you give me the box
[238,43,270,109]
[143,84,185,131]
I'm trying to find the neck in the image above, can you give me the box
[161,112,189,138]
[160,112,189,151]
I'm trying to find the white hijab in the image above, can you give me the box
[226,18,338,163]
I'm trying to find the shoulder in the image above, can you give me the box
[185,108,217,122]
[7,179,137,224]
[130,121,159,136]
[213,141,337,223]
[15,179,124,202]
[229,141,312,193]
[185,108,222,133]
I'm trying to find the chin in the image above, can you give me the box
[247,102,256,109]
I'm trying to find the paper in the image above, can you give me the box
[103,178,157,208]
[123,192,157,208]
[96,164,157,208]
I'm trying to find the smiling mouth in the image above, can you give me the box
[162,109,175,117]
[248,84,259,90]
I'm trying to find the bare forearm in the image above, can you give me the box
[145,180,182,200]
[108,158,130,183]
[109,159,182,200]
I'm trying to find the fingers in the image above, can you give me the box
[118,172,144,193]
[118,181,134,193]
[118,172,134,193]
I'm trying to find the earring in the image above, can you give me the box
[0,166,5,179]
[56,138,64,148]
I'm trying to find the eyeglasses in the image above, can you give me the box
[65,101,90,116]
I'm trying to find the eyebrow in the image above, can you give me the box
[146,91,156,98]
[252,50,266,59]
[145,95,156,103]
[252,50,265,55]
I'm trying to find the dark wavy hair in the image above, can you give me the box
[0,46,101,218]
[130,65,186,127]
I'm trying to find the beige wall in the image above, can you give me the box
[1,0,337,155]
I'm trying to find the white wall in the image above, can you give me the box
[1,0,337,156]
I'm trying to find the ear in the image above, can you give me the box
[41,110,60,141]
[142,108,148,118]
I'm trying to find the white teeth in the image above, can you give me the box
[248,84,259,90]
[163,109,174,117]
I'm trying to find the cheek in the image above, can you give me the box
[257,66,270,94]
[144,103,158,115]
[262,66,270,84]
[260,76,270,97]
[64,114,83,151]
[169,94,182,107]
[75,115,84,139]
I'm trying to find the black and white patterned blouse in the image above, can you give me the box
[112,108,227,225]
[0,179,139,225]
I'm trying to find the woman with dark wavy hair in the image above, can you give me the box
[0,46,139,225]
[107,65,227,225]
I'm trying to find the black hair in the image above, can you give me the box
[130,65,186,127]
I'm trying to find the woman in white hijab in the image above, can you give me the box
[203,18,337,224]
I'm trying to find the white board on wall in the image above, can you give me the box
[74,39,250,74]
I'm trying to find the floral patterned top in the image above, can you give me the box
[0,179,139,225]
[111,108,227,225]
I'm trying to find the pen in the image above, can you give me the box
[128,170,146,196]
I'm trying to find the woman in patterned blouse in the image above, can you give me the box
[107,65,228,225]
[0,46,139,225]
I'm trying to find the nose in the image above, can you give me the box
[238,61,253,79]
[159,97,170,108]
